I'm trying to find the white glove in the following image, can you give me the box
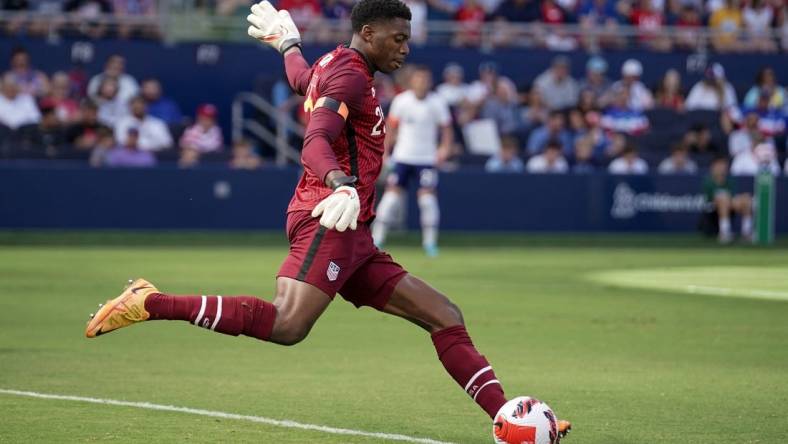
[311,186,360,232]
[247,1,302,54]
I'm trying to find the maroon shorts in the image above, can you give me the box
[277,211,408,310]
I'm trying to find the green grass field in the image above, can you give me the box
[1,232,787,443]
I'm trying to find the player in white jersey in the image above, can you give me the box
[372,65,452,256]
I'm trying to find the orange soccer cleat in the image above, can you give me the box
[85,278,159,338]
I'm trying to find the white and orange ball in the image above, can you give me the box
[493,396,558,444]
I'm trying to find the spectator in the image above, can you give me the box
[179,104,223,153]
[731,141,781,176]
[600,85,650,135]
[453,0,487,47]
[87,55,139,105]
[728,110,770,156]
[526,139,569,173]
[685,63,737,111]
[683,122,721,154]
[114,95,173,152]
[404,0,428,44]
[654,69,685,111]
[46,72,80,124]
[141,78,183,126]
[436,63,469,108]
[578,0,622,49]
[466,62,512,106]
[113,0,159,39]
[64,0,113,38]
[0,73,41,130]
[66,99,111,155]
[742,0,777,53]
[6,47,49,98]
[278,0,322,34]
[520,87,550,131]
[486,136,525,172]
[630,0,672,51]
[583,110,612,157]
[93,77,129,127]
[540,0,569,24]
[606,59,654,111]
[608,143,649,174]
[534,56,579,111]
[658,143,698,174]
[709,0,743,52]
[322,0,352,20]
[178,147,201,169]
[88,127,115,167]
[480,80,523,136]
[229,139,263,170]
[743,91,786,137]
[675,5,702,50]
[571,134,598,172]
[526,110,572,154]
[104,127,157,167]
[578,56,610,105]
[703,156,753,243]
[20,100,66,159]
[742,67,785,109]
[27,0,66,36]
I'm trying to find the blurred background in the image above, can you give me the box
[0,0,785,237]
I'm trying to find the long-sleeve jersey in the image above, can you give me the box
[284,45,386,224]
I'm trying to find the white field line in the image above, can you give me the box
[685,285,788,301]
[0,388,458,444]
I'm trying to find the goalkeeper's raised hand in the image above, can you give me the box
[247,1,302,54]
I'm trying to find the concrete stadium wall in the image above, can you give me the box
[1,165,785,233]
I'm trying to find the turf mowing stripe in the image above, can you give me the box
[685,285,788,301]
[0,388,457,444]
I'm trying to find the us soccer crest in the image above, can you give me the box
[326,261,340,282]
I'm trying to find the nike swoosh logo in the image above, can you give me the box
[131,285,150,295]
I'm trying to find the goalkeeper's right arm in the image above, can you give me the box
[247,1,311,95]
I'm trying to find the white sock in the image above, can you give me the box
[372,191,403,246]
[719,217,731,236]
[418,192,440,248]
[742,215,753,236]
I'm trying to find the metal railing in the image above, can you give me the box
[1,7,786,53]
[232,92,304,166]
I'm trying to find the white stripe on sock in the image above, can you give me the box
[210,296,222,331]
[472,379,500,401]
[193,295,207,326]
[464,366,492,393]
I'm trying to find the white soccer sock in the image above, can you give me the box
[418,193,440,248]
[742,215,753,236]
[719,217,731,236]
[373,190,403,246]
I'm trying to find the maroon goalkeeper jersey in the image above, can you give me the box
[286,46,386,224]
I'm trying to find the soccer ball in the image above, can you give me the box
[492,396,558,444]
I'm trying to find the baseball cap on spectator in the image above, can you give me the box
[586,56,608,74]
[444,63,464,78]
[38,97,57,113]
[706,63,725,80]
[621,59,643,77]
[197,104,218,119]
[479,61,499,75]
[552,55,571,68]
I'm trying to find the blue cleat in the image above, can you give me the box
[424,244,439,258]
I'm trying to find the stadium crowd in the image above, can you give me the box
[0,44,785,176]
[2,0,788,52]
